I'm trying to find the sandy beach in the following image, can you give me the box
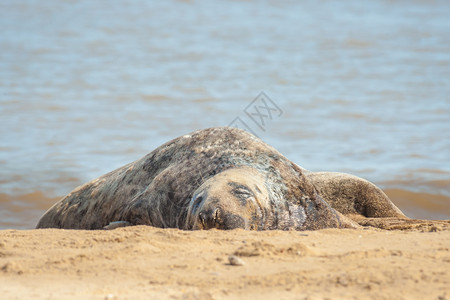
[1,223,449,300]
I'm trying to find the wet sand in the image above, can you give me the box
[1,224,449,299]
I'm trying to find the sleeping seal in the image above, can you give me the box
[36,127,405,230]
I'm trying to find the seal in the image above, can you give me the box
[36,127,405,230]
[304,172,405,218]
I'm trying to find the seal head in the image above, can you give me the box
[186,167,271,230]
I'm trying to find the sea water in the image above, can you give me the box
[1,0,449,229]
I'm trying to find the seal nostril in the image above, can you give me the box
[214,208,221,222]
[198,208,222,229]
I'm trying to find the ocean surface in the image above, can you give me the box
[1,0,449,229]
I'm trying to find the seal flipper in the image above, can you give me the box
[304,172,406,219]
[103,221,133,230]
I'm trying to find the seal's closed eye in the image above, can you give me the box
[228,182,255,205]
[231,188,253,198]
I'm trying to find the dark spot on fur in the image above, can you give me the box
[192,196,203,213]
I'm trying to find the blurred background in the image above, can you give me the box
[1,0,449,229]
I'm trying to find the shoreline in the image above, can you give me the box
[1,188,450,230]
[1,225,449,299]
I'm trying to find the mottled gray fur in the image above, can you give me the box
[36,127,404,230]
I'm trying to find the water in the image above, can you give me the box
[1,0,449,229]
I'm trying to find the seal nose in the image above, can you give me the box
[198,208,222,229]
